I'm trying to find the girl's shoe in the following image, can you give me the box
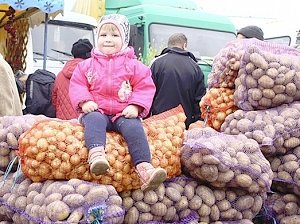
[88,146,110,176]
[136,162,167,191]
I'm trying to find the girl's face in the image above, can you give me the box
[97,23,122,55]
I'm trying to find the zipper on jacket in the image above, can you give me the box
[108,58,113,115]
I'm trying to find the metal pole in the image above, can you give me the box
[43,13,49,70]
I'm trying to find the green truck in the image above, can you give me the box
[105,0,237,85]
[30,0,237,86]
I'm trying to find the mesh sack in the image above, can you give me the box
[234,41,300,111]
[264,192,300,224]
[269,146,300,196]
[199,88,238,131]
[0,174,124,224]
[0,115,47,172]
[211,220,254,224]
[207,38,300,90]
[120,175,266,224]
[181,127,273,193]
[221,101,300,157]
[207,40,243,89]
[18,106,185,192]
[188,120,205,130]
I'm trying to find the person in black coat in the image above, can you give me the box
[150,33,206,129]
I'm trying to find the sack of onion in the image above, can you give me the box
[18,106,186,192]
[200,88,237,131]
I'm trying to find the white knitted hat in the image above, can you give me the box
[97,14,130,50]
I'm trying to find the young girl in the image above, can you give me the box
[69,14,167,191]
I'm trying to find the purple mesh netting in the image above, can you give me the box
[121,175,267,223]
[221,101,300,157]
[181,127,273,193]
[269,146,300,196]
[0,115,48,172]
[234,41,300,110]
[0,176,124,223]
[264,192,300,223]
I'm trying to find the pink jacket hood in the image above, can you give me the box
[69,47,155,118]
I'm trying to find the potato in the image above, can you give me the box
[175,196,188,211]
[14,196,27,210]
[210,205,220,221]
[220,208,237,219]
[124,207,139,224]
[143,190,158,205]
[235,195,255,210]
[151,202,167,217]
[33,193,45,206]
[63,194,85,207]
[196,185,215,206]
[281,215,300,224]
[131,189,144,201]
[67,209,83,223]
[198,204,211,217]
[44,193,62,206]
[138,213,153,223]
[189,195,202,210]
[105,205,124,224]
[85,186,109,203]
[133,197,151,212]
[107,195,122,206]
[217,199,231,212]
[75,183,91,196]
[46,201,70,221]
[155,184,165,201]
[184,184,195,200]
[164,206,177,221]
[166,187,181,202]
[235,174,253,188]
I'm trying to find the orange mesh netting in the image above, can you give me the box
[18,106,186,192]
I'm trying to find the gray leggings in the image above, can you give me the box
[81,111,151,166]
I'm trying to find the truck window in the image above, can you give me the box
[265,36,291,46]
[31,20,95,74]
[149,23,236,59]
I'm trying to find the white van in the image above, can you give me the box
[25,12,97,75]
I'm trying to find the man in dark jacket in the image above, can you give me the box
[150,33,206,128]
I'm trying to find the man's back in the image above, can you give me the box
[150,47,206,128]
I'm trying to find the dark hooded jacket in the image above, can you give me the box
[150,47,206,128]
[52,58,84,120]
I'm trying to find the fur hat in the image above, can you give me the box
[71,39,93,59]
[97,14,130,50]
[237,25,264,40]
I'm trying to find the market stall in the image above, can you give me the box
[0,0,63,72]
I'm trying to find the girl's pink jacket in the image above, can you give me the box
[69,47,156,118]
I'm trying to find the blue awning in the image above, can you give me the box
[0,0,64,13]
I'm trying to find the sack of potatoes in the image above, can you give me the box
[120,176,266,224]
[0,174,124,223]
[234,44,300,111]
[0,114,46,172]
[265,192,300,224]
[221,101,300,157]
[181,127,273,194]
[269,146,300,196]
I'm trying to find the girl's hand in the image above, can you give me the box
[81,101,98,113]
[122,105,139,118]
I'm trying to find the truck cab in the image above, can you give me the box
[105,0,237,86]
[25,12,97,75]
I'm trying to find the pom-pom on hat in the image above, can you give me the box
[71,39,93,59]
[97,14,130,50]
[237,25,264,41]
